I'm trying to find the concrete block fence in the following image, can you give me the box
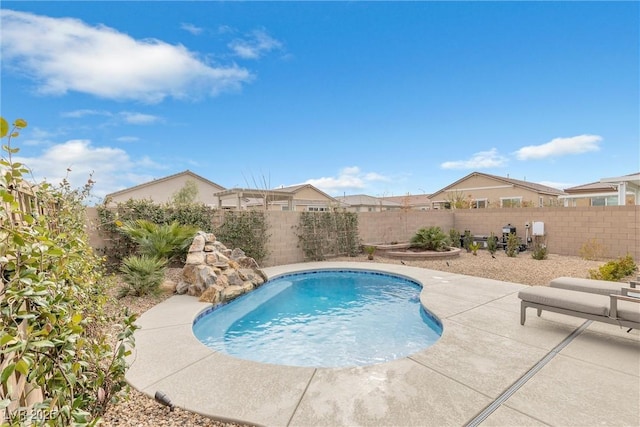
[85,205,639,267]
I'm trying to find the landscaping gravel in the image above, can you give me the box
[101,251,628,426]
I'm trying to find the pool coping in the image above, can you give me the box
[125,261,640,427]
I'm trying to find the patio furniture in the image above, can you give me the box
[549,276,638,295]
[518,286,640,330]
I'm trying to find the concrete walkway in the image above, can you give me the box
[126,262,640,427]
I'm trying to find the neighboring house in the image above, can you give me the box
[560,172,640,207]
[214,184,344,211]
[104,170,226,207]
[381,194,432,210]
[428,172,566,209]
[335,194,403,212]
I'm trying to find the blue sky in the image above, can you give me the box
[1,1,638,204]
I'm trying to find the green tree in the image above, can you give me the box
[0,116,136,425]
[171,179,199,205]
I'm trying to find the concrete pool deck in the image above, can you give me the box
[125,262,640,427]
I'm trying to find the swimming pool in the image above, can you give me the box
[192,269,442,368]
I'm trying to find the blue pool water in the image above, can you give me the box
[192,270,442,368]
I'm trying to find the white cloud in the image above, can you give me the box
[228,29,283,60]
[514,135,602,160]
[440,148,508,170]
[1,9,253,103]
[180,22,203,35]
[119,112,161,125]
[61,109,111,118]
[14,140,161,201]
[304,166,390,195]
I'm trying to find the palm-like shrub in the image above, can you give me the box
[119,219,197,262]
[410,226,451,252]
[118,255,167,297]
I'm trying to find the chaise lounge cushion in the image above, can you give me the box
[518,287,610,317]
[549,277,625,295]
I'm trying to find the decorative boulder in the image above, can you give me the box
[175,232,266,304]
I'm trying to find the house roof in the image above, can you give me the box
[335,194,402,207]
[430,172,566,198]
[273,184,339,202]
[564,181,617,194]
[105,170,225,198]
[381,194,432,206]
[600,172,640,190]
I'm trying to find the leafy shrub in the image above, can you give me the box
[410,226,451,252]
[216,210,271,262]
[462,230,473,252]
[589,254,638,281]
[487,232,498,255]
[531,236,548,260]
[0,117,136,424]
[119,219,197,263]
[118,255,167,297]
[469,241,480,255]
[97,199,216,268]
[449,229,461,248]
[505,233,519,257]
[579,238,608,261]
[296,211,359,261]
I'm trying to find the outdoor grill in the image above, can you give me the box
[502,224,516,244]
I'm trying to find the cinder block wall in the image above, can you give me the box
[263,211,305,266]
[357,210,455,245]
[85,206,639,267]
[452,206,639,260]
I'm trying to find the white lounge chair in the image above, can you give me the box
[548,276,637,295]
[519,286,640,330]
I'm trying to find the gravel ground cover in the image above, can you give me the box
[101,251,628,426]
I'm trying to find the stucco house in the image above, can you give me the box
[381,194,432,210]
[214,184,344,211]
[428,172,566,209]
[335,194,403,212]
[560,172,640,206]
[104,170,226,207]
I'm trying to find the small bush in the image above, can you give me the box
[505,233,519,257]
[531,236,548,260]
[487,232,498,255]
[579,238,608,261]
[469,241,480,255]
[119,219,198,262]
[589,254,638,281]
[449,229,461,248]
[118,255,167,297]
[462,230,472,252]
[410,226,451,252]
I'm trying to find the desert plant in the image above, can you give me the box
[462,230,473,252]
[579,238,608,261]
[364,245,376,260]
[487,232,498,255]
[410,226,450,252]
[119,219,197,262]
[531,236,548,260]
[589,254,637,281]
[118,254,168,297]
[505,233,519,257]
[449,229,461,248]
[469,241,480,255]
